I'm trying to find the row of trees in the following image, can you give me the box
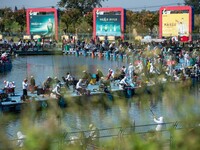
[0,7,158,35]
[0,0,199,38]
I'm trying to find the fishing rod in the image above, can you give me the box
[150,108,156,118]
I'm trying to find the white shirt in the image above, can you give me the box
[22,81,28,90]
[76,80,83,89]
[119,77,128,89]
[154,117,164,131]
[4,81,9,88]
[66,74,73,81]
[52,84,61,95]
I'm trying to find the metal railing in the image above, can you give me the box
[6,120,200,149]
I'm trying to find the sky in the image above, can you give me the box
[0,0,185,11]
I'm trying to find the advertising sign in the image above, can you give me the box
[30,14,55,37]
[96,13,121,36]
[162,13,189,37]
[93,8,125,40]
[26,8,58,40]
[159,6,193,40]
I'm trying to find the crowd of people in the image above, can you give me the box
[1,37,199,149]
[0,37,57,53]
[1,36,200,100]
[61,36,200,87]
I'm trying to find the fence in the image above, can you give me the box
[6,121,190,149]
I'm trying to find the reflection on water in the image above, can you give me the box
[0,55,199,139]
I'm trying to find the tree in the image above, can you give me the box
[184,0,200,14]
[0,8,15,33]
[58,0,108,14]
[61,9,82,33]
[13,8,26,33]
[142,11,159,34]
[83,12,93,27]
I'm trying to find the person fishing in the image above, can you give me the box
[51,82,61,99]
[76,79,88,95]
[63,72,73,89]
[29,76,36,93]
[22,79,28,100]
[151,109,165,131]
[119,76,130,90]
[153,116,164,131]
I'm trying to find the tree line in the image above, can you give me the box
[0,0,199,38]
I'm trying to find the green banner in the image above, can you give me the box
[30,14,55,37]
[96,14,121,36]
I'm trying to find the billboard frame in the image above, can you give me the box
[159,6,192,41]
[26,8,58,40]
[93,7,125,40]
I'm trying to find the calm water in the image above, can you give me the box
[0,55,199,139]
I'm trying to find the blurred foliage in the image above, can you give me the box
[0,77,199,149]
[184,0,200,14]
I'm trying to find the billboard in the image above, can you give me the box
[26,8,58,40]
[159,6,193,41]
[96,12,121,36]
[93,7,125,40]
[30,14,55,36]
[162,13,189,37]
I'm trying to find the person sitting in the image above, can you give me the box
[43,76,53,94]
[3,80,15,96]
[51,83,61,99]
[119,67,126,80]
[76,79,88,95]
[3,80,9,89]
[96,69,104,83]
[63,72,73,89]
[99,77,111,91]
[82,70,91,85]
[119,76,130,89]
[29,76,36,93]
[106,68,114,80]
[8,81,15,96]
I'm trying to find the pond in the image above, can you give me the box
[0,55,199,140]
